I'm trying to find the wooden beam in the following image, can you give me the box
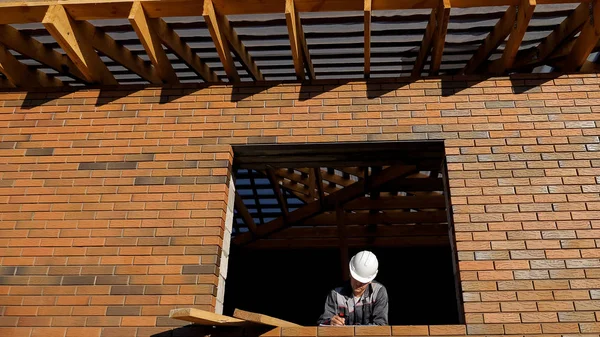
[364,0,372,78]
[303,210,449,226]
[0,76,14,88]
[344,195,446,210]
[0,42,63,88]
[73,20,162,84]
[489,0,536,74]
[43,5,117,85]
[429,0,451,76]
[129,1,179,84]
[313,168,326,205]
[203,0,240,82]
[233,165,416,246]
[270,223,449,239]
[563,0,600,71]
[512,2,588,70]
[462,5,517,74]
[150,18,219,82]
[337,205,350,280]
[0,24,87,82]
[267,167,289,219]
[235,191,257,234]
[170,308,246,326]
[233,309,301,327]
[204,0,263,82]
[412,8,437,77]
[286,0,305,80]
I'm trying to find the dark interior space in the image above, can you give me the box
[223,245,461,326]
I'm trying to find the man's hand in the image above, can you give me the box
[330,315,345,326]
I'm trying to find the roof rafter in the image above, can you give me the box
[364,0,372,78]
[151,17,220,82]
[204,0,264,82]
[412,8,437,77]
[512,2,588,70]
[563,0,600,71]
[429,0,451,76]
[0,43,63,87]
[285,0,315,80]
[462,5,517,75]
[488,0,536,74]
[129,1,179,84]
[42,5,117,85]
[0,24,88,82]
[234,191,257,234]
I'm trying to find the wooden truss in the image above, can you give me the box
[0,0,599,87]
[231,142,451,253]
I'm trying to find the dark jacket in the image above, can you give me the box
[317,281,389,326]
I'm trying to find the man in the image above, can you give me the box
[317,250,389,326]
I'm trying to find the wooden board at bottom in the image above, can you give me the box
[170,308,246,326]
[233,308,301,327]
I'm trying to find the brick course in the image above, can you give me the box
[0,74,600,336]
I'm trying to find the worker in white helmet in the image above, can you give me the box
[317,250,389,326]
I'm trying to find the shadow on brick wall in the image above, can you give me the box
[14,73,562,110]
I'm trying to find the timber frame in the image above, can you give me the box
[230,141,452,250]
[0,1,599,87]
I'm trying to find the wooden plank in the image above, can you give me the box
[267,167,289,219]
[43,5,117,85]
[0,0,591,24]
[233,309,301,327]
[170,308,246,326]
[344,195,446,210]
[233,165,416,246]
[462,5,516,74]
[151,17,219,82]
[0,24,88,82]
[205,0,263,81]
[512,2,588,70]
[0,42,62,87]
[286,0,305,80]
[270,223,449,239]
[303,210,449,226]
[203,0,240,82]
[489,0,536,74]
[364,0,372,78]
[411,8,436,77]
[129,1,179,84]
[76,20,162,84]
[313,168,325,205]
[563,0,600,71]
[429,0,451,76]
[235,191,257,234]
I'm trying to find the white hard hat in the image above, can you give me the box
[349,250,378,283]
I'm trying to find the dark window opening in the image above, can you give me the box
[223,141,463,326]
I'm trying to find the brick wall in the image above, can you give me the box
[0,73,599,337]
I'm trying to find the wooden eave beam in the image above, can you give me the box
[429,0,451,76]
[0,24,88,82]
[462,5,517,74]
[234,191,257,234]
[42,5,117,85]
[488,0,536,74]
[286,0,305,80]
[563,0,600,72]
[0,43,63,88]
[303,210,449,226]
[204,0,264,82]
[364,0,372,78]
[412,8,437,77]
[203,0,240,82]
[511,2,588,70]
[151,18,220,82]
[1,0,592,24]
[129,1,179,84]
[285,0,315,80]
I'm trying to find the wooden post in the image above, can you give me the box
[337,203,349,281]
